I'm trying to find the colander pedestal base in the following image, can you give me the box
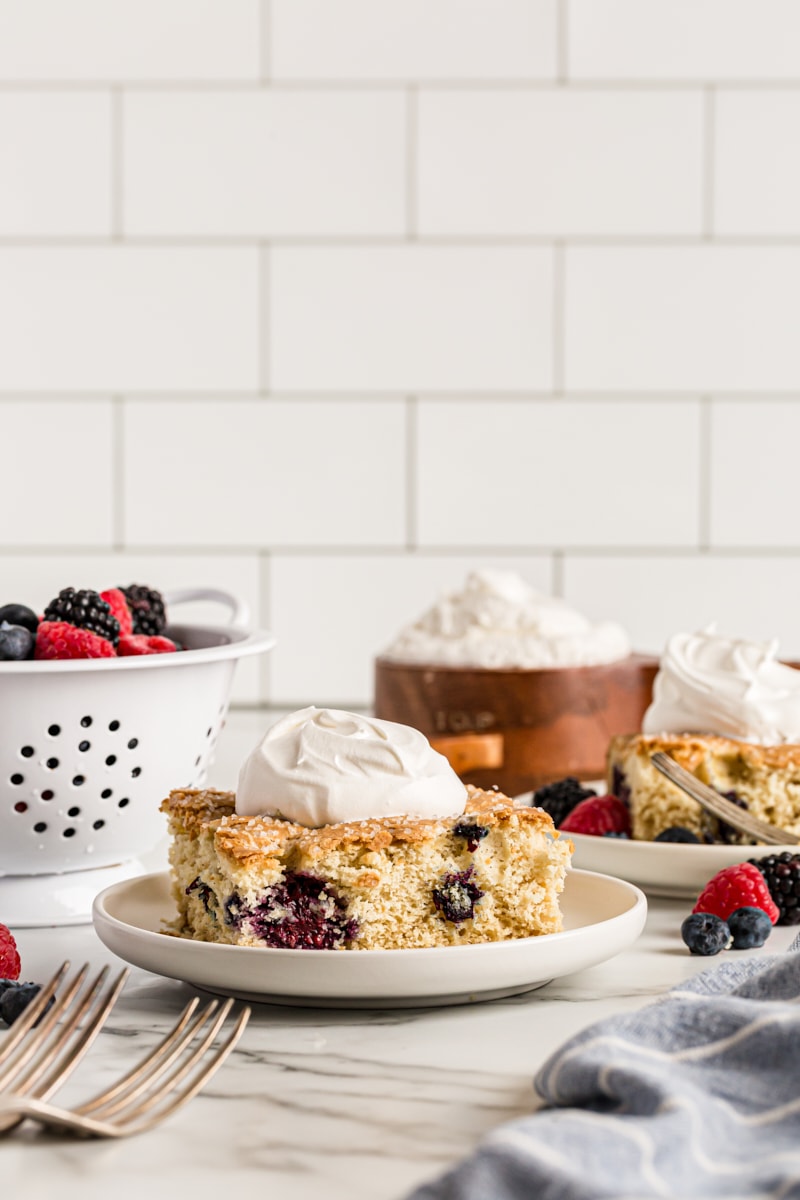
[0,861,147,927]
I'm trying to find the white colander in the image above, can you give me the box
[0,588,274,926]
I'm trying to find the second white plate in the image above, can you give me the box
[92,869,647,1009]
[568,833,795,898]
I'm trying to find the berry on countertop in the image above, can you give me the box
[35,620,116,661]
[0,603,38,634]
[748,852,800,926]
[117,633,177,657]
[654,826,702,844]
[43,587,120,646]
[0,982,43,1027]
[693,862,780,924]
[681,913,733,956]
[0,924,20,980]
[559,795,632,838]
[121,584,167,637]
[0,622,34,661]
[532,777,597,828]
[727,906,773,950]
[100,587,133,637]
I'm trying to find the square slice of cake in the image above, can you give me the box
[160,785,572,951]
[608,733,800,843]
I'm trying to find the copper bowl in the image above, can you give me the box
[374,653,659,796]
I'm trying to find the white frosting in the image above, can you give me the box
[236,706,467,827]
[382,569,631,669]
[643,626,800,744]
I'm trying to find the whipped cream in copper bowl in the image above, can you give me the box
[643,626,800,744]
[236,706,467,827]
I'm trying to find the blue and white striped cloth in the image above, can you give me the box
[409,937,800,1200]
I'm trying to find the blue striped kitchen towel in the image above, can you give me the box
[409,941,800,1200]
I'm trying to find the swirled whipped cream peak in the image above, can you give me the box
[643,626,800,744]
[382,569,631,669]
[236,706,467,827]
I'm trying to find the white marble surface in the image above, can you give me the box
[4,710,797,1199]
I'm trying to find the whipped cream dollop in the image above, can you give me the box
[236,706,467,827]
[643,626,800,744]
[382,569,631,669]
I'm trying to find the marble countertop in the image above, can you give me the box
[5,710,796,1200]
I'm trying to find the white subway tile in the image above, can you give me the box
[417,400,699,546]
[710,401,800,547]
[124,91,405,237]
[0,248,258,391]
[271,0,557,80]
[2,401,113,545]
[123,399,406,547]
[715,91,800,235]
[271,247,552,391]
[0,94,111,235]
[0,0,259,81]
[569,0,800,80]
[419,90,703,236]
[0,551,263,702]
[563,555,800,660]
[565,247,800,392]
[270,554,553,705]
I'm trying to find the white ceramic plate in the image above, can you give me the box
[568,833,796,899]
[92,869,647,1009]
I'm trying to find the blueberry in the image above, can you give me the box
[452,821,489,851]
[0,604,38,634]
[0,981,42,1026]
[432,868,484,923]
[0,622,34,661]
[655,826,701,844]
[727,906,772,950]
[681,912,732,956]
[603,831,630,838]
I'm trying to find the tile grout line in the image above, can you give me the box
[698,396,712,550]
[406,86,418,239]
[552,241,565,395]
[112,395,125,549]
[112,87,124,239]
[405,395,418,549]
[258,549,272,703]
[703,86,716,239]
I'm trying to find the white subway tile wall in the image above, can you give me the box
[3,0,800,707]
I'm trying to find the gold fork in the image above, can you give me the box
[0,961,250,1137]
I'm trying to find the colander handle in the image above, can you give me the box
[163,588,250,628]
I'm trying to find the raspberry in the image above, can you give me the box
[35,620,116,661]
[693,862,780,924]
[532,777,597,827]
[100,588,133,637]
[0,925,20,980]
[43,587,119,646]
[121,584,167,637]
[559,795,632,837]
[118,633,177,657]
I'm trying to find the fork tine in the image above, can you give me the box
[81,1000,224,1120]
[0,964,94,1093]
[0,962,71,1075]
[76,996,203,1115]
[105,1005,250,1136]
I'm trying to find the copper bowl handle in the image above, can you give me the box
[431,732,505,776]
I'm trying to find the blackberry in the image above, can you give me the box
[681,913,732,956]
[532,777,597,828]
[655,826,701,844]
[43,587,120,646]
[121,584,167,637]
[727,906,772,950]
[748,852,800,925]
[432,868,484,924]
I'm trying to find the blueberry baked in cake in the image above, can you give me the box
[161,708,572,951]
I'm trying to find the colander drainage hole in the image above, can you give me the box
[48,724,60,737]
[101,788,112,799]
[72,775,85,786]
[127,738,138,750]
[14,802,27,813]
[105,755,116,766]
[20,746,34,758]
[109,720,120,732]
[41,790,54,801]
[67,806,80,817]
[10,773,23,786]
[93,819,105,830]
[78,740,90,752]
[46,758,58,770]
[80,716,92,728]
[132,766,141,778]
[118,797,130,808]
[63,828,75,838]
[33,822,46,833]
